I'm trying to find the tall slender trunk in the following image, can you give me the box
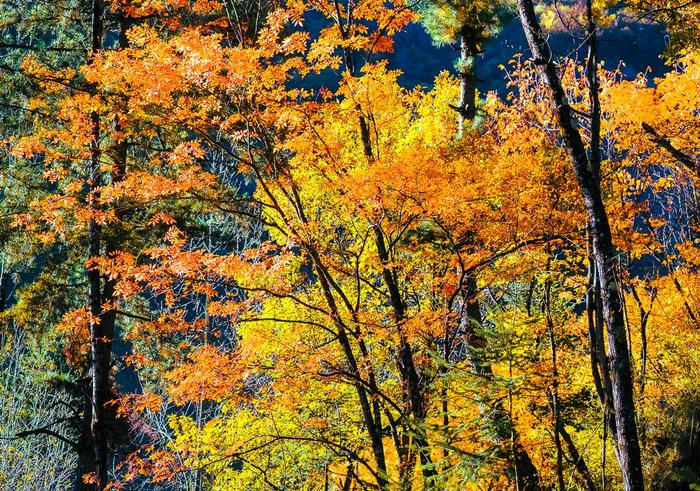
[373,224,437,483]
[309,247,389,489]
[544,279,565,491]
[460,277,541,490]
[630,283,653,448]
[457,24,478,136]
[452,24,540,485]
[345,29,436,477]
[559,425,597,491]
[86,1,112,488]
[587,245,620,458]
[261,153,390,487]
[355,89,437,483]
[515,0,644,488]
[328,20,392,485]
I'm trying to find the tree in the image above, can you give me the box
[420,0,509,132]
[515,0,644,488]
[1,0,698,489]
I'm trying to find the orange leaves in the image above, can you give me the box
[20,55,76,94]
[131,313,206,341]
[297,0,415,67]
[165,346,242,404]
[99,168,217,206]
[57,308,91,359]
[115,0,223,19]
[116,448,182,485]
[602,51,700,186]
[119,392,165,416]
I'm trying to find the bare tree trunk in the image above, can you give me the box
[515,0,643,488]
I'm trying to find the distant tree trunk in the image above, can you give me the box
[84,8,135,491]
[460,277,542,490]
[85,1,112,488]
[544,278,566,491]
[0,264,7,313]
[456,24,479,136]
[516,0,644,489]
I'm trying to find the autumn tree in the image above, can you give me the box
[0,0,698,490]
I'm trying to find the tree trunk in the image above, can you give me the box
[373,225,437,483]
[0,266,7,313]
[86,1,112,488]
[515,0,644,488]
[560,424,597,491]
[460,277,542,490]
[544,279,566,491]
[310,249,389,489]
[457,24,478,136]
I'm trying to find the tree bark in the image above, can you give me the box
[515,0,644,489]
[86,1,112,488]
[456,24,479,136]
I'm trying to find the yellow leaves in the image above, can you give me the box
[536,0,614,34]
[539,7,557,31]
[676,241,700,267]
[602,50,700,178]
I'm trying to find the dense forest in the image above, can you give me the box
[0,0,698,490]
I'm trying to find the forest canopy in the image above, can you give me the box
[0,0,698,490]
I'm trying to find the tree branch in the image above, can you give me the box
[642,122,698,176]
